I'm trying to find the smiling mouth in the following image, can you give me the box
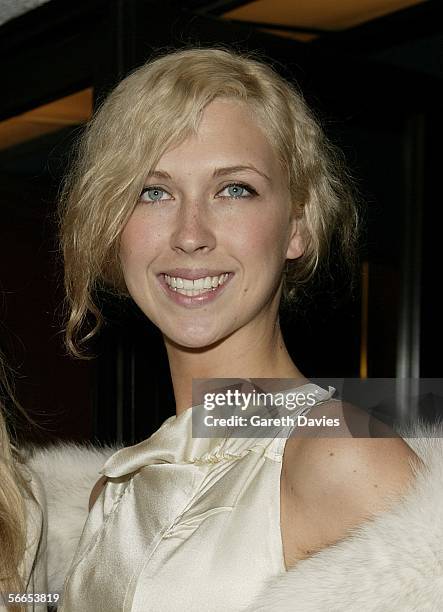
[157,272,234,305]
[161,272,231,296]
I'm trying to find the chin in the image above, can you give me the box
[163,324,228,351]
[170,333,223,350]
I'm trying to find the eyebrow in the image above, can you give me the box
[146,165,271,183]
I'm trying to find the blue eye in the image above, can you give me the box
[139,182,257,204]
[218,183,256,199]
[139,187,171,202]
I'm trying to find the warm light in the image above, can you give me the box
[0,88,93,151]
[223,0,426,40]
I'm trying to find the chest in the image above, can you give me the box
[63,451,287,611]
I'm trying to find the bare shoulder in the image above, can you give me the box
[280,400,422,568]
[298,397,407,438]
[284,399,421,509]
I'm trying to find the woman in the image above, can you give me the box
[0,348,46,611]
[57,46,441,611]
[0,346,115,611]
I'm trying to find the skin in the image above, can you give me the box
[113,97,419,570]
[280,400,421,568]
[119,97,307,414]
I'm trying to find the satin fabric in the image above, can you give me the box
[60,383,335,612]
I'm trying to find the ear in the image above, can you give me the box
[286,216,305,260]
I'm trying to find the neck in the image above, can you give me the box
[164,316,307,416]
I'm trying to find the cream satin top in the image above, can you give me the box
[60,383,335,612]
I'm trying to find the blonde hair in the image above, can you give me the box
[0,350,29,611]
[59,45,360,356]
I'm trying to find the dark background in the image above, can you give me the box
[0,0,441,445]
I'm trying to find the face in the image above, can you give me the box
[119,98,303,348]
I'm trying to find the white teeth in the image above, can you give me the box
[192,278,205,290]
[164,273,229,291]
[176,288,213,296]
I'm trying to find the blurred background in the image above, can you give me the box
[0,0,441,445]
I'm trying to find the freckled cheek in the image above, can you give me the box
[232,219,283,259]
[119,217,164,267]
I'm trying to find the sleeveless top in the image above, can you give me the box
[59,382,336,612]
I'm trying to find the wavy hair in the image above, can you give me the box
[59,45,360,356]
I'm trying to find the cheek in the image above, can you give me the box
[119,212,161,271]
[233,212,287,262]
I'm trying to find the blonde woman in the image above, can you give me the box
[0,348,47,612]
[0,347,115,611]
[58,47,442,611]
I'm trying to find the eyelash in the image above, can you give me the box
[139,182,258,203]
[218,182,258,200]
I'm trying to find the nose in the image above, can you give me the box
[170,197,216,255]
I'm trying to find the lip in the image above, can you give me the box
[157,272,234,308]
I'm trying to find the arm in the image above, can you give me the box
[281,415,420,569]
[247,418,441,612]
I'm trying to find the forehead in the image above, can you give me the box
[157,98,280,173]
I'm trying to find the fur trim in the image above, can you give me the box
[245,419,443,611]
[25,443,118,595]
[22,421,443,610]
